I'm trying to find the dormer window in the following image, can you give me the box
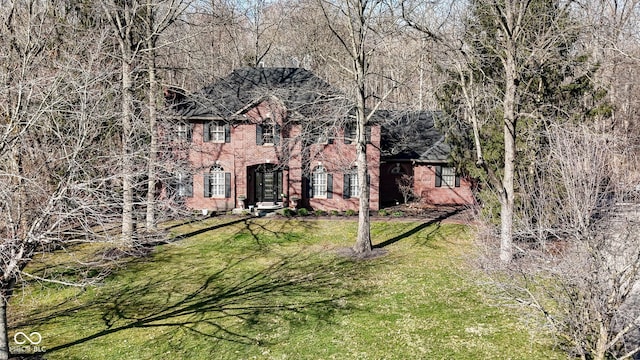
[256,119,280,145]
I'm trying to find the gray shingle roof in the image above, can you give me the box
[168,67,452,163]
[169,67,347,118]
[380,110,451,162]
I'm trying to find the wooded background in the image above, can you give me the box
[2,1,640,359]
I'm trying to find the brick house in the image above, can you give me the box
[165,67,473,213]
[379,111,475,207]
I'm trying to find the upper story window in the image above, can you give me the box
[344,122,356,144]
[177,122,192,141]
[435,166,460,188]
[256,119,280,145]
[204,121,229,143]
[262,123,275,144]
[205,165,230,198]
[344,122,371,144]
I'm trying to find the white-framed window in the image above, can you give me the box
[177,123,191,141]
[344,122,356,144]
[436,166,458,188]
[205,121,225,142]
[312,165,328,198]
[441,167,456,187]
[345,171,359,198]
[311,126,329,144]
[262,123,275,144]
[208,165,226,198]
[344,123,371,144]
[176,172,193,197]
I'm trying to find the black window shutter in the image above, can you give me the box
[455,174,461,187]
[274,124,281,144]
[204,174,211,197]
[305,176,313,198]
[186,175,193,197]
[327,174,333,199]
[344,125,352,144]
[224,123,231,143]
[343,173,351,199]
[225,172,231,198]
[187,124,193,142]
[203,122,210,142]
[435,166,442,187]
[365,126,372,144]
[256,124,263,145]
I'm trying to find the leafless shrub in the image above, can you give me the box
[479,124,640,360]
[396,174,416,205]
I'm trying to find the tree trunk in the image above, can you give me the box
[500,114,516,262]
[121,58,135,244]
[353,29,372,254]
[354,135,371,253]
[0,295,8,360]
[0,278,15,360]
[145,9,158,231]
[593,322,609,360]
[499,21,518,262]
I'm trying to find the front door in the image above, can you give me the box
[254,164,282,203]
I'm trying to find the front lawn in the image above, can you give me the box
[9,218,562,359]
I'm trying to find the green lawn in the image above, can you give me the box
[10,217,562,359]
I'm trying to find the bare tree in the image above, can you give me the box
[0,2,120,358]
[142,0,190,231]
[492,124,640,360]
[405,0,592,262]
[101,0,188,240]
[396,174,415,205]
[101,0,140,245]
[318,0,385,254]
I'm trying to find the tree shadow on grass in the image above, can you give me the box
[11,218,322,330]
[16,248,370,356]
[373,208,463,249]
[170,217,251,242]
